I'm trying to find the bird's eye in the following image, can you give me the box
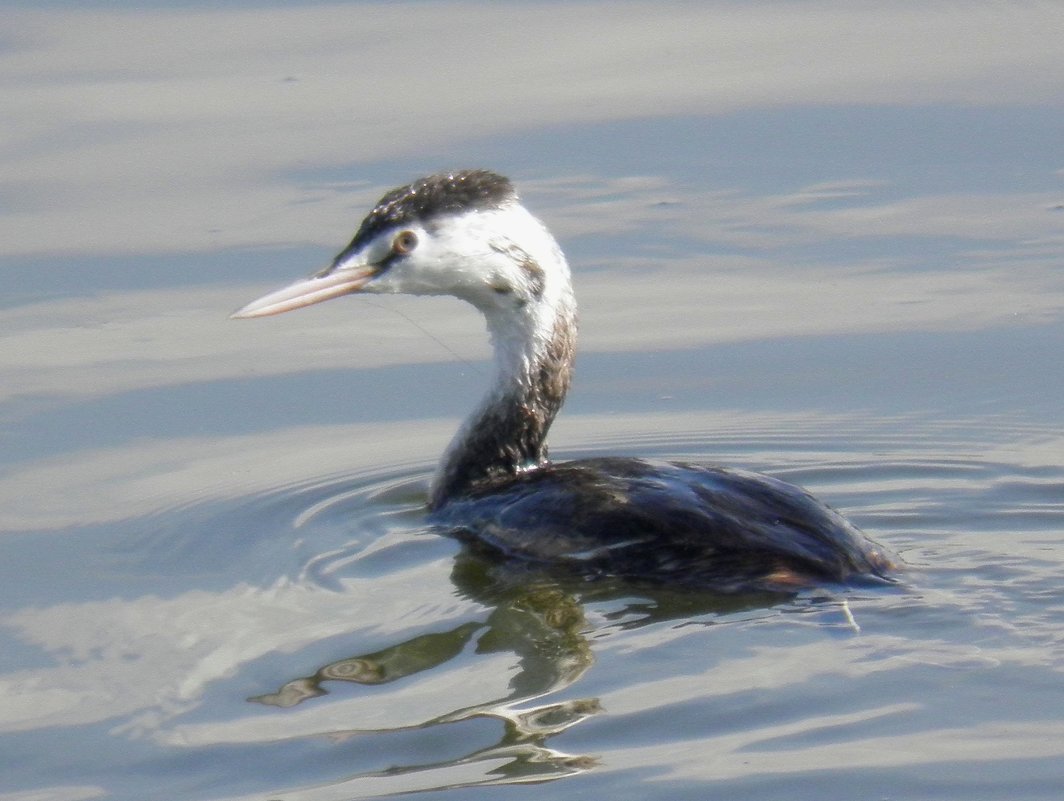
[392,230,418,255]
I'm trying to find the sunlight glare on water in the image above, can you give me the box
[1,2,1063,800]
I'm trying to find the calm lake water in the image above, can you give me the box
[2,3,1063,800]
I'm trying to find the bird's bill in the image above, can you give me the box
[230,263,377,319]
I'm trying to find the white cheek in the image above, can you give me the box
[371,246,470,297]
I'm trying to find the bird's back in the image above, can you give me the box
[432,457,897,592]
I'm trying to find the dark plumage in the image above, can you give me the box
[434,458,895,591]
[348,171,516,251]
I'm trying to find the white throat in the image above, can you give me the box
[429,207,578,508]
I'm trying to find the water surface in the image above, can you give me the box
[2,3,1063,800]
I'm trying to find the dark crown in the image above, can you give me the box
[348,170,516,249]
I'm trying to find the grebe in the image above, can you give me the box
[233,170,896,591]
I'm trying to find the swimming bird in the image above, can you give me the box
[233,170,896,591]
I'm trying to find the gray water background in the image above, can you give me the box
[1,3,1063,800]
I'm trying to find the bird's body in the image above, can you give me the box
[434,458,890,590]
[234,170,896,592]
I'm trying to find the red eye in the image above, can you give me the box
[392,230,418,255]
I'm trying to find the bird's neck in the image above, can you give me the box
[430,292,576,509]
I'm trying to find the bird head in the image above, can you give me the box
[232,170,566,319]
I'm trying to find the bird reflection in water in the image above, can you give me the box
[250,580,602,785]
[244,542,822,793]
